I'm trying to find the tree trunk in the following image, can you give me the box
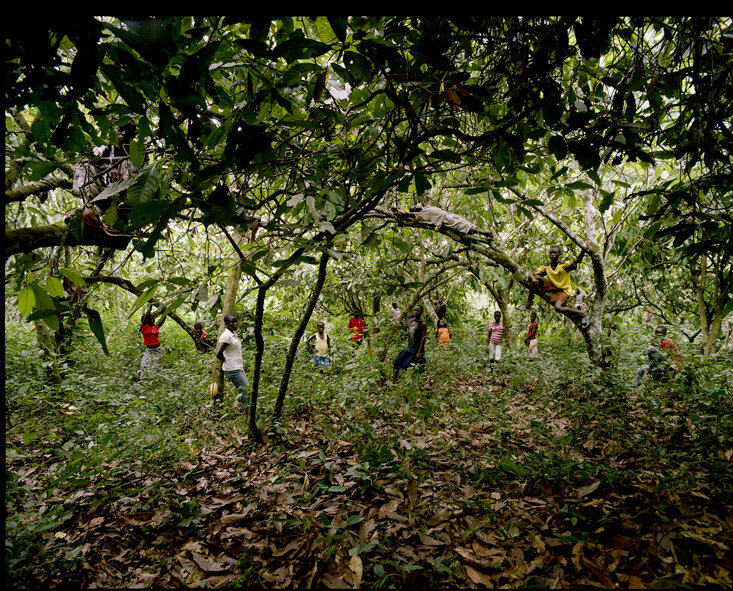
[578,190,607,365]
[273,251,330,419]
[246,246,307,443]
[212,232,244,401]
[247,283,267,444]
[33,319,61,384]
[692,257,726,356]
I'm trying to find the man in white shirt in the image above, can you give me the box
[408,203,493,238]
[215,314,249,405]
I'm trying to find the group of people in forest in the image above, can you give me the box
[71,123,681,401]
[137,243,684,401]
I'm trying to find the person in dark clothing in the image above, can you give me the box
[393,305,428,382]
[193,322,214,352]
[434,296,447,328]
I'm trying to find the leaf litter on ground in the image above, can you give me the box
[5,366,733,588]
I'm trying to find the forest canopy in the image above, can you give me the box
[4,16,733,589]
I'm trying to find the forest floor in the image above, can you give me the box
[5,328,733,588]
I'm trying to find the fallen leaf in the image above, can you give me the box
[578,480,601,498]
[418,531,445,546]
[191,552,230,574]
[349,554,363,587]
[272,539,302,557]
[407,477,418,509]
[465,564,494,587]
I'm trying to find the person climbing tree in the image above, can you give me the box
[517,246,589,327]
[70,122,138,237]
[402,200,493,239]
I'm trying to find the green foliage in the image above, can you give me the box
[5,301,733,586]
[4,16,733,585]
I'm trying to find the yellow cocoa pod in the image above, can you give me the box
[209,382,218,398]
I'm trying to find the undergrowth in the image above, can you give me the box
[5,317,733,587]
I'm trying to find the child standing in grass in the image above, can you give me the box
[525,312,538,360]
[436,318,451,344]
[139,304,166,379]
[486,310,504,367]
[307,321,332,370]
[193,322,214,353]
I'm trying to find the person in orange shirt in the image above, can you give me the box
[435,318,451,344]
[658,325,683,370]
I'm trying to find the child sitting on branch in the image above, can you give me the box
[516,245,589,327]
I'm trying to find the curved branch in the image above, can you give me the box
[82,275,198,342]
[5,177,73,203]
[4,225,131,259]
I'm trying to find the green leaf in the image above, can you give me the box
[129,137,145,169]
[18,285,35,316]
[45,277,65,299]
[587,170,602,186]
[466,186,492,196]
[566,180,594,190]
[646,193,661,217]
[133,285,158,311]
[24,161,59,182]
[102,201,118,228]
[547,135,568,160]
[29,284,58,331]
[126,163,160,205]
[327,17,348,42]
[160,295,187,318]
[85,308,109,356]
[137,278,161,291]
[598,190,615,213]
[57,269,85,289]
[26,307,67,322]
[499,456,530,477]
[429,149,461,163]
[414,174,431,196]
[343,51,373,83]
[314,17,337,43]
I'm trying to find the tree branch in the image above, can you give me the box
[4,225,131,259]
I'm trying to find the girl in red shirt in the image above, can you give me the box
[139,304,166,379]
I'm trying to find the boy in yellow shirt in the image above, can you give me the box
[517,246,589,327]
